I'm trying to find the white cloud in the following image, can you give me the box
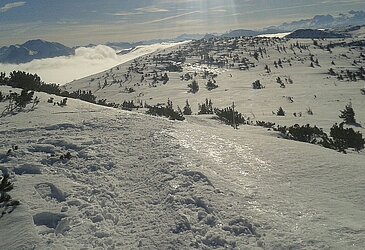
[139,11,202,24]
[0,45,122,84]
[0,42,188,85]
[0,1,26,13]
[110,6,169,16]
[110,11,142,16]
[135,7,169,13]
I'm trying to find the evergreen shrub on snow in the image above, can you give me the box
[146,99,184,121]
[339,103,356,124]
[214,106,245,127]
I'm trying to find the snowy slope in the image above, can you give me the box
[65,38,365,135]
[1,84,364,249]
[62,36,365,249]
[0,87,264,249]
[171,115,365,249]
[1,36,365,249]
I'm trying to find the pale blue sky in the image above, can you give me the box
[0,0,364,46]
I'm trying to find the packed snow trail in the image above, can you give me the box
[0,89,263,249]
[170,115,365,249]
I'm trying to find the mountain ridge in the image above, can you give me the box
[0,39,74,64]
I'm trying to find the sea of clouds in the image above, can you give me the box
[0,42,187,85]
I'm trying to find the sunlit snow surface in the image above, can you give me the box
[170,116,365,249]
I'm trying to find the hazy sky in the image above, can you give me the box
[0,0,364,46]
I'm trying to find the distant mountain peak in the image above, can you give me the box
[266,10,365,32]
[0,39,75,64]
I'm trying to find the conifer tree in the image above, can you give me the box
[188,80,199,94]
[339,103,356,124]
[183,99,192,115]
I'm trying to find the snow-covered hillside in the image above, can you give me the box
[65,37,365,135]
[1,35,365,249]
[0,87,266,249]
[1,84,364,249]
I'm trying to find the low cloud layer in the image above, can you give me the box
[0,45,121,84]
[0,42,187,85]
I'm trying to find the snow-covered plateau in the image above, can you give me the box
[1,36,365,249]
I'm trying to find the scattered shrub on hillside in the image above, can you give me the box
[306,107,313,115]
[0,171,20,218]
[146,99,184,121]
[271,122,364,153]
[121,100,138,110]
[0,71,61,95]
[58,98,68,107]
[214,106,245,127]
[264,65,271,73]
[339,103,356,124]
[125,87,135,93]
[183,99,192,115]
[276,77,285,88]
[288,124,329,144]
[330,123,365,152]
[1,89,39,117]
[198,99,213,115]
[276,124,332,149]
[255,121,275,128]
[0,172,13,203]
[188,80,199,94]
[328,68,336,76]
[252,80,264,89]
[276,107,285,116]
[67,90,97,103]
[206,79,218,91]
